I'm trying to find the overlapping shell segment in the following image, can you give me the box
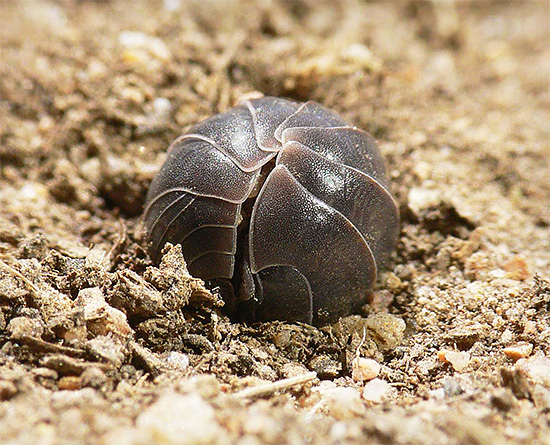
[143,97,399,326]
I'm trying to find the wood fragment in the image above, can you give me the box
[234,372,317,399]
[14,335,87,358]
[40,354,114,376]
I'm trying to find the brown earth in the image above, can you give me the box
[1,1,549,444]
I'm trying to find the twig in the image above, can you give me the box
[40,353,114,375]
[0,258,41,296]
[234,372,318,399]
[14,335,87,359]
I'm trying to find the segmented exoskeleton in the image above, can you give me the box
[143,97,399,326]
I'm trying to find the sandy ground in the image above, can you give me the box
[1,1,549,444]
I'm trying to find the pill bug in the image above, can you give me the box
[143,96,399,326]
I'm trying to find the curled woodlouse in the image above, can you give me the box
[143,96,399,326]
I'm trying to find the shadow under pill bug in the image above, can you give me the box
[143,97,399,326]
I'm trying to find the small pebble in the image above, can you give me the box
[76,287,132,339]
[516,355,550,387]
[384,272,404,293]
[80,367,107,389]
[163,351,190,372]
[118,31,172,62]
[363,313,406,350]
[428,388,445,400]
[242,409,280,443]
[58,376,81,391]
[445,324,482,349]
[443,377,464,397]
[136,393,222,444]
[180,374,221,399]
[329,422,350,442]
[7,316,44,339]
[503,343,533,361]
[500,329,514,344]
[340,43,382,71]
[503,255,530,280]
[438,350,470,372]
[351,357,380,382]
[153,97,172,119]
[31,367,59,381]
[280,362,310,379]
[408,187,441,215]
[0,380,18,400]
[362,378,391,403]
[323,387,366,419]
[86,335,127,368]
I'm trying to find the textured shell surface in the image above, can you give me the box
[143,96,399,326]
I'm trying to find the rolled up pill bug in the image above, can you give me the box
[143,96,399,326]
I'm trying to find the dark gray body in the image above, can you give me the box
[143,97,399,326]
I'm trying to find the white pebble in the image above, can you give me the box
[136,393,222,444]
[408,187,441,215]
[323,387,365,420]
[362,378,391,403]
[351,357,380,382]
[153,97,172,117]
[438,350,470,372]
[118,31,172,61]
[517,354,550,387]
[164,351,190,372]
